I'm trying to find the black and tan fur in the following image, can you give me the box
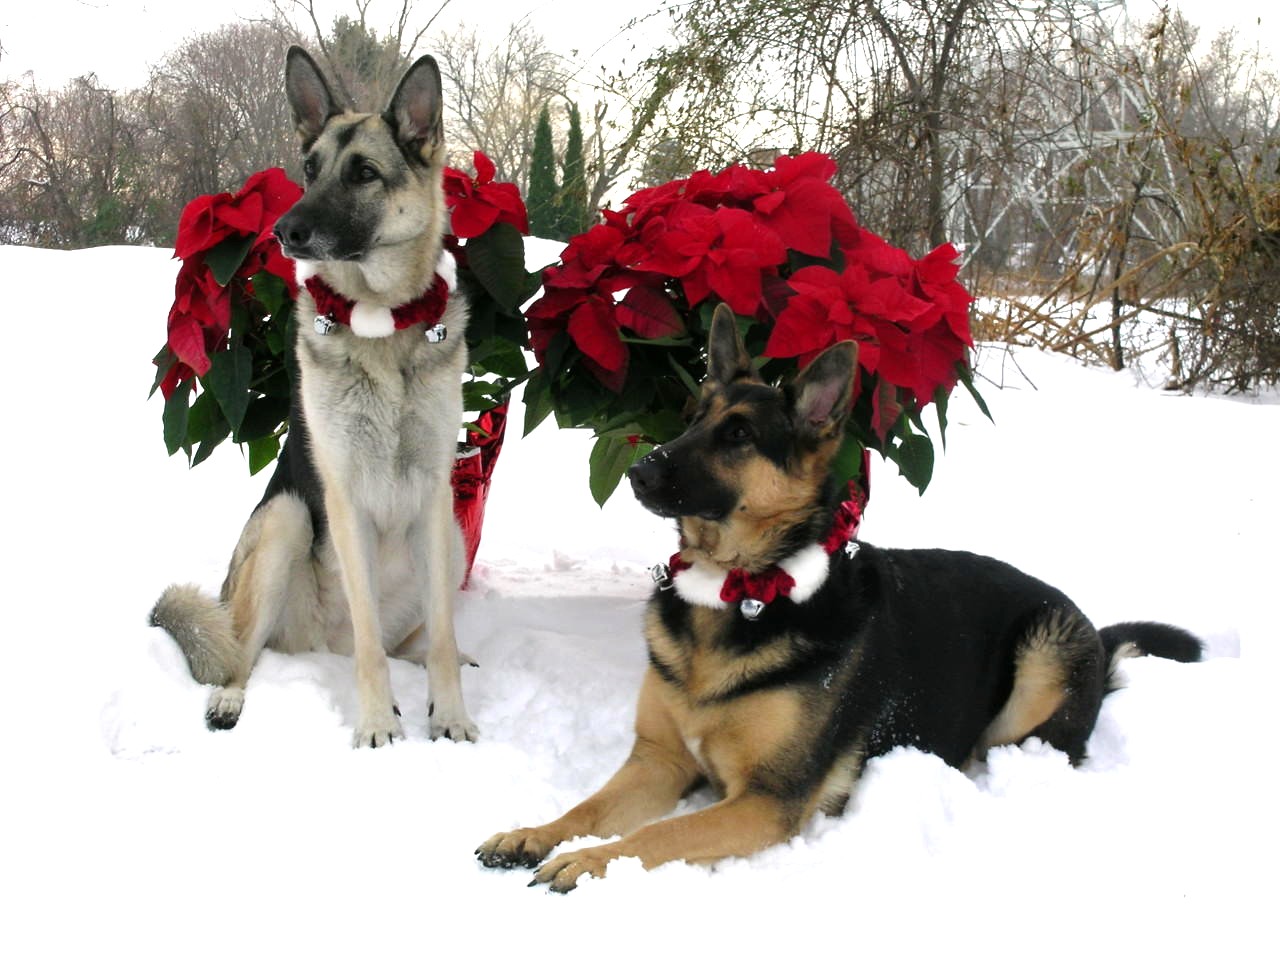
[477,304,1200,890]
[151,47,478,746]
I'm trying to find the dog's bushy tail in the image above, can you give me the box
[1101,621,1203,666]
[149,584,239,686]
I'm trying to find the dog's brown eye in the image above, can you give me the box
[303,156,319,183]
[351,160,379,184]
[725,422,753,444]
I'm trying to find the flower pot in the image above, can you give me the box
[451,401,509,587]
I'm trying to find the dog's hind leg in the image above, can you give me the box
[418,493,478,742]
[213,494,318,730]
[977,607,1106,764]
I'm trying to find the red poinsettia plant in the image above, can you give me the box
[523,151,986,504]
[152,153,537,473]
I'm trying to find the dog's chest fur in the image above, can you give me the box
[296,291,469,521]
[643,594,834,796]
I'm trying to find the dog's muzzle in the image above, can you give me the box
[627,449,729,521]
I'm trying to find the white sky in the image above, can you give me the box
[0,0,1275,90]
[0,0,655,88]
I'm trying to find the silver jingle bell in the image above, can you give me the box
[649,563,674,591]
[740,598,767,620]
[424,323,447,343]
[844,541,861,559]
[314,313,337,336]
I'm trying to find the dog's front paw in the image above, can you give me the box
[353,706,404,748]
[529,844,617,893]
[428,700,478,742]
[475,827,562,870]
[205,687,244,730]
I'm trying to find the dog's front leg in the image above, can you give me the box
[327,490,402,748]
[531,790,796,893]
[477,670,701,869]
[419,479,478,742]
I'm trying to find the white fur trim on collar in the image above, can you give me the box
[672,562,731,609]
[293,259,319,284]
[672,544,834,610]
[777,544,832,603]
[350,301,396,338]
[295,251,454,339]
[436,248,458,292]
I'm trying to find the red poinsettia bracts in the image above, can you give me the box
[526,152,973,443]
[443,151,530,238]
[161,168,303,397]
[173,167,303,261]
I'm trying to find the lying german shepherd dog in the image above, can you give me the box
[478,304,1200,890]
[151,47,478,746]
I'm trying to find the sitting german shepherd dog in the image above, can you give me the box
[478,304,1199,890]
[151,47,478,746]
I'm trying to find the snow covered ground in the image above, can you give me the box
[2,244,1274,958]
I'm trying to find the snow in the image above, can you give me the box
[2,244,1274,958]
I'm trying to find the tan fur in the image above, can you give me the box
[679,444,830,573]
[978,610,1080,755]
[813,744,868,817]
[647,604,799,706]
[148,584,236,687]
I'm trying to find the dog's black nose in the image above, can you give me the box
[273,215,311,253]
[628,454,664,498]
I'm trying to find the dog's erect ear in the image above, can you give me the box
[285,46,340,149]
[791,340,858,441]
[705,303,756,388]
[385,54,443,162]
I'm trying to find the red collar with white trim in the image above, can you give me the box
[651,500,864,619]
[305,273,450,340]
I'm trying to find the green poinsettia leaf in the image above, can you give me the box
[462,378,510,413]
[185,389,223,447]
[470,336,529,379]
[832,431,865,492]
[205,234,256,287]
[891,432,935,494]
[958,363,992,422]
[933,384,950,450]
[466,222,528,312]
[250,271,289,316]
[206,344,253,436]
[589,433,651,507]
[522,369,553,437]
[192,418,231,467]
[248,435,280,475]
[163,379,192,457]
[237,395,290,443]
[150,345,175,398]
